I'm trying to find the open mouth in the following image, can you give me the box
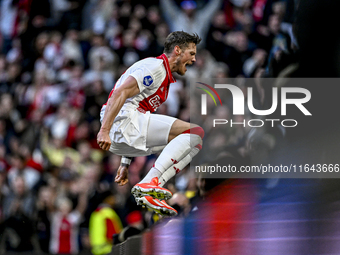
[184,63,190,70]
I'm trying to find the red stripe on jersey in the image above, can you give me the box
[158,54,176,83]
[137,54,176,113]
[58,217,71,254]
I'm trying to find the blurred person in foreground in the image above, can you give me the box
[112,210,144,245]
[97,31,203,217]
[89,193,123,255]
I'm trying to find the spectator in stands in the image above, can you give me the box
[223,30,253,76]
[206,11,230,60]
[160,0,223,47]
[7,154,40,190]
[86,34,117,92]
[115,29,140,67]
[168,192,191,216]
[49,180,88,254]
[41,127,80,168]
[43,31,64,70]
[62,29,84,67]
[1,175,37,253]
[36,185,54,254]
[0,0,29,54]
[58,0,86,33]
[243,48,267,77]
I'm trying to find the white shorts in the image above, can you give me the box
[100,105,177,157]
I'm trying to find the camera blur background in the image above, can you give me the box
[1,0,340,254]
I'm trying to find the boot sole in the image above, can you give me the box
[131,186,172,201]
[136,197,177,217]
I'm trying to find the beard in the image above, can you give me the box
[175,56,185,76]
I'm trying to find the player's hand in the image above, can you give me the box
[97,130,111,151]
[115,165,129,186]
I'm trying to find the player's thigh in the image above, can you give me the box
[146,114,177,148]
[109,142,153,157]
[168,120,200,142]
[150,145,166,154]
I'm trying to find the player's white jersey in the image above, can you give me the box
[103,54,176,113]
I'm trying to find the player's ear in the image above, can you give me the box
[174,45,181,56]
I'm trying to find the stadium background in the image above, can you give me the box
[1,0,340,254]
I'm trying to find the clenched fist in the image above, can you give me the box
[115,165,129,186]
[97,130,111,151]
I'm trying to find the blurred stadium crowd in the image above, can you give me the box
[0,0,299,254]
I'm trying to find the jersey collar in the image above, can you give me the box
[157,54,176,83]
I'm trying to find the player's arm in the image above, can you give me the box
[115,156,132,186]
[97,76,140,151]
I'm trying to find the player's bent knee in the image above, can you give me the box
[182,126,205,139]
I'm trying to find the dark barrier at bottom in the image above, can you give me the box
[110,235,142,255]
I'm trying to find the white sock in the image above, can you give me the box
[154,133,201,172]
[139,167,162,183]
[159,144,201,187]
[139,128,203,185]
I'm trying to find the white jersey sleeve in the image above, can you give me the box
[128,58,165,94]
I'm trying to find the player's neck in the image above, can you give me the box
[165,53,178,73]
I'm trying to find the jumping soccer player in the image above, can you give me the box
[97,31,204,216]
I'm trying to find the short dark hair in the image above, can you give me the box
[163,31,201,54]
